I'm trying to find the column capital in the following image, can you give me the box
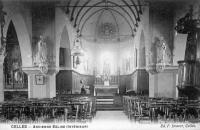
[0,54,5,64]
[147,65,178,75]
[22,66,59,75]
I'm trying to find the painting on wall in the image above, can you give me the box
[35,75,45,85]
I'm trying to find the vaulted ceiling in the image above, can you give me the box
[57,0,146,42]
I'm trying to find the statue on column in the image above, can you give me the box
[157,37,172,64]
[148,36,172,73]
[0,2,6,62]
[0,37,6,58]
[156,36,172,72]
[37,36,48,74]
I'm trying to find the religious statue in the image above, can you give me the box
[0,37,6,57]
[0,3,6,28]
[12,61,23,83]
[0,3,6,62]
[37,36,48,74]
[148,36,172,73]
[157,37,172,65]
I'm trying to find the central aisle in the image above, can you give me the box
[89,111,163,130]
[89,110,135,130]
[93,111,130,121]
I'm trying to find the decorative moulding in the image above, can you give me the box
[22,66,58,75]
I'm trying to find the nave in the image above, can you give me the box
[0,95,200,124]
[1,0,200,129]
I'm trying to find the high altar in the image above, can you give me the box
[94,75,119,96]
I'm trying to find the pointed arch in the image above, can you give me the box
[139,30,146,67]
[4,14,32,67]
[59,26,71,68]
[4,20,28,92]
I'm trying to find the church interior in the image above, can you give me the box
[0,0,200,125]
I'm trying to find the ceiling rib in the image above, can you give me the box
[80,8,135,36]
[108,1,137,28]
[137,0,143,14]
[76,1,138,33]
[80,8,105,36]
[73,0,91,27]
[65,0,72,14]
[70,0,80,21]
[76,1,103,33]
[94,9,106,40]
[121,0,139,27]
[130,0,141,21]
[109,9,120,36]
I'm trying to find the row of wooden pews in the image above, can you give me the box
[123,96,200,123]
[0,95,96,123]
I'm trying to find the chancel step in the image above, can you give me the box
[96,95,123,110]
[96,98,114,102]
[96,101,113,105]
[96,104,123,111]
[96,96,114,105]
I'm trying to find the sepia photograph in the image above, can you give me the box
[0,0,200,130]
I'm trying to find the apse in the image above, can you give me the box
[65,0,143,43]
[80,8,133,43]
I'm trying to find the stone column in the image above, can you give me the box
[0,55,5,102]
[149,66,178,98]
[23,67,58,99]
[46,72,56,98]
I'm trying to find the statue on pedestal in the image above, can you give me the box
[37,36,48,74]
[0,37,6,63]
[0,3,6,63]
[148,36,172,73]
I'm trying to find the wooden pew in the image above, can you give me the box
[122,96,200,123]
[0,95,96,123]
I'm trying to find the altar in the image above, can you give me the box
[94,84,119,96]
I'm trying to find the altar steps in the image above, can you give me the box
[96,98,114,104]
[96,104,123,111]
[96,96,123,111]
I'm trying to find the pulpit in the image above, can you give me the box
[175,6,200,99]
